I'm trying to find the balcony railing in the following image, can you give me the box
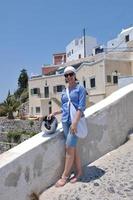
[34,92,62,99]
[33,93,51,98]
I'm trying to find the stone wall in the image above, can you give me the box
[0,118,41,153]
[0,84,133,200]
[0,118,41,133]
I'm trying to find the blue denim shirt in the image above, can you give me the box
[61,84,86,122]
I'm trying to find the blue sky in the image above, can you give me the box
[0,0,133,102]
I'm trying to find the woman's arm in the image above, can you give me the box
[71,86,86,134]
[70,109,82,134]
[48,110,62,119]
[52,110,62,116]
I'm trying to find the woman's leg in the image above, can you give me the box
[69,148,82,183]
[62,146,75,178]
[55,146,75,187]
[55,122,78,187]
[63,127,78,177]
[74,148,82,176]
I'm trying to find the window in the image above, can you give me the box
[113,76,118,84]
[53,85,65,93]
[36,107,40,113]
[125,35,129,42]
[57,85,64,92]
[83,80,86,88]
[44,86,49,98]
[31,88,40,95]
[67,51,71,57]
[49,101,52,105]
[90,77,95,88]
[107,75,112,83]
[79,54,81,59]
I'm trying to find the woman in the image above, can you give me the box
[50,66,86,187]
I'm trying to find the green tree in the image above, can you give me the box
[19,88,29,103]
[2,91,20,119]
[18,69,28,90]
[14,69,29,102]
[0,103,7,116]
[0,69,29,117]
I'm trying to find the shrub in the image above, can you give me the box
[7,130,37,144]
[7,131,21,143]
[0,105,7,116]
[29,120,34,127]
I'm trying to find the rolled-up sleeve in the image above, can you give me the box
[78,86,86,112]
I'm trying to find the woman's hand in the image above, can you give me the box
[47,113,54,119]
[70,110,82,134]
[70,121,78,135]
[48,110,62,119]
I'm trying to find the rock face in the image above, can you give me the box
[40,136,133,200]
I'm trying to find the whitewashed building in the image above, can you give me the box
[107,26,133,51]
[66,35,97,62]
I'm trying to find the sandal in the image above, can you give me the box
[55,176,68,187]
[70,175,82,183]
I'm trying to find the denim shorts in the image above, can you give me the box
[62,121,78,147]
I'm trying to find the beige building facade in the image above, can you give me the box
[29,52,133,118]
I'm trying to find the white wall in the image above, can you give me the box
[107,26,133,51]
[66,36,97,62]
[0,84,133,200]
[118,75,133,88]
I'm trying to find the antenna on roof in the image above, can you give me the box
[83,28,86,58]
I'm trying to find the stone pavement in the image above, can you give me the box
[40,135,133,200]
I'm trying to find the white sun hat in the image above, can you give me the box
[64,66,76,74]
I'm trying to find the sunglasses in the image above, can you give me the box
[64,72,74,78]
